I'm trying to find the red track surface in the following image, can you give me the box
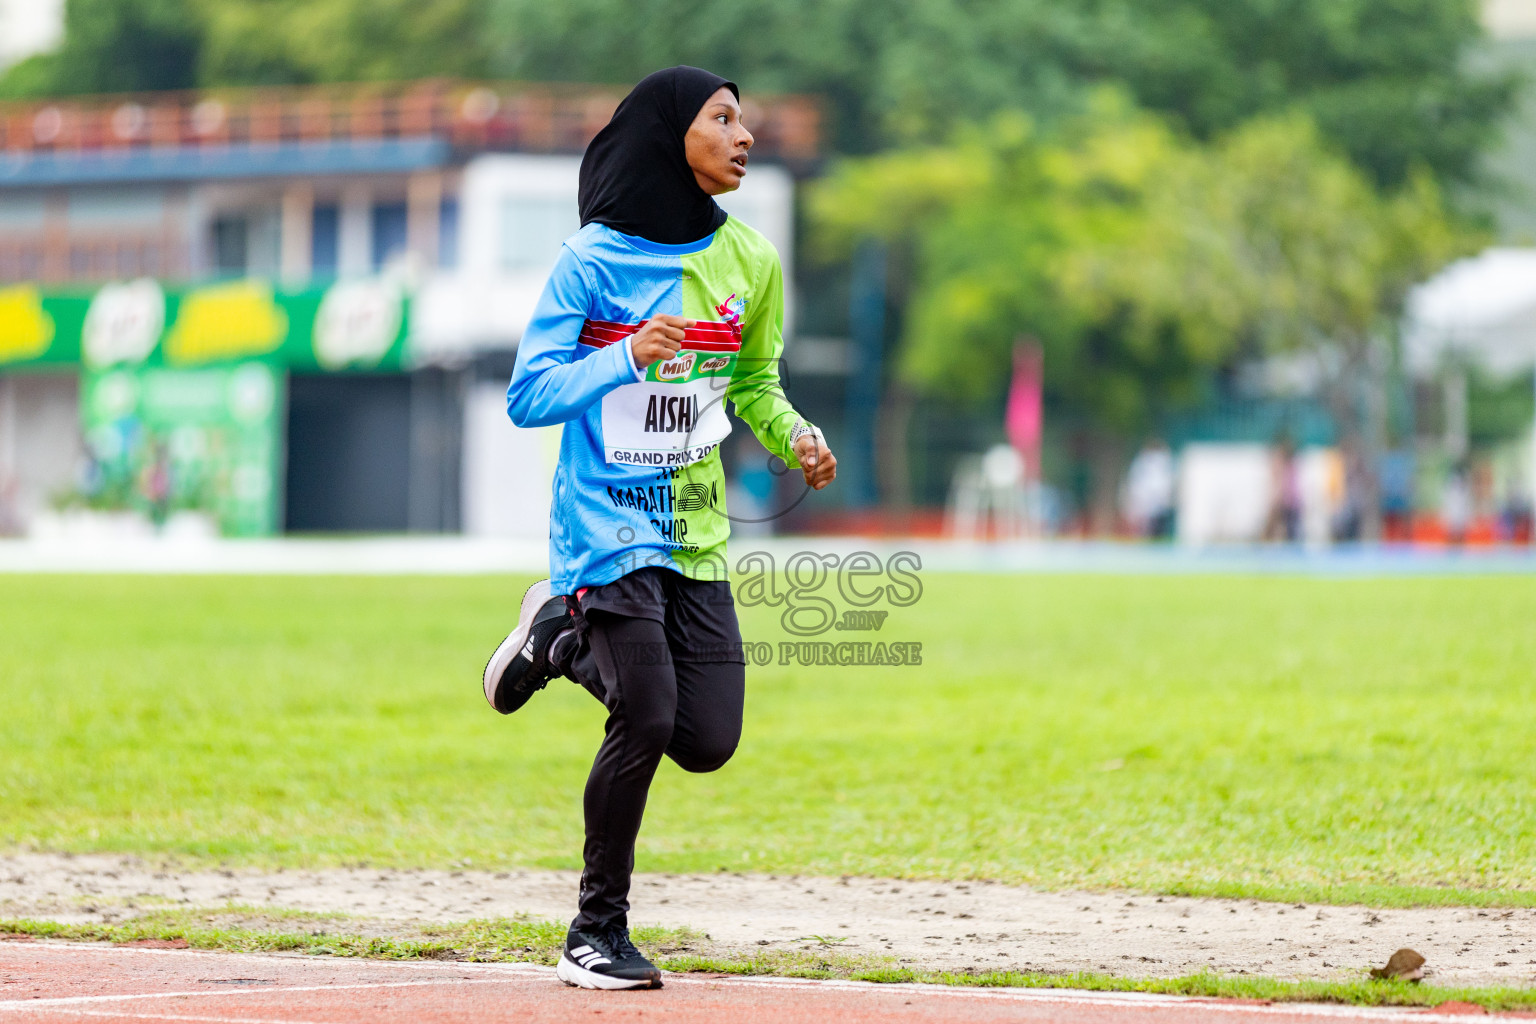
[0,941,1506,1024]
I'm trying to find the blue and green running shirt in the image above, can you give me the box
[507,217,804,593]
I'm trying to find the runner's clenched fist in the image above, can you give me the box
[629,314,694,369]
[794,433,838,490]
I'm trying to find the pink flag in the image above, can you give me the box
[1005,339,1043,478]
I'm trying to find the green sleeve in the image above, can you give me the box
[727,245,805,469]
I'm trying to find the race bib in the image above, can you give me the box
[584,319,740,467]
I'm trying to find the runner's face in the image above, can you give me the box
[684,87,753,196]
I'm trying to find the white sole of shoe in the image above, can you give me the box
[556,952,657,990]
[482,578,553,710]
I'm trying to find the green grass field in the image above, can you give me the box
[4,573,1535,908]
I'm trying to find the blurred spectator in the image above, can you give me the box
[1264,437,1301,543]
[1377,449,1415,542]
[138,440,171,527]
[1121,438,1176,539]
[1501,490,1533,545]
[1471,458,1495,520]
[0,473,20,536]
[1497,452,1533,543]
[1299,447,1345,549]
[1441,460,1472,546]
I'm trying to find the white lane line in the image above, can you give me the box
[0,977,518,1010]
[27,1010,336,1024]
[0,944,546,976]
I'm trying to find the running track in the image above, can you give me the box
[0,943,1512,1023]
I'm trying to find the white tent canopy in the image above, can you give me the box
[1404,247,1536,378]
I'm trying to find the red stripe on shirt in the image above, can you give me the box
[578,318,742,353]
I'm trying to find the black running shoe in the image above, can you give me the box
[556,927,662,990]
[482,579,571,714]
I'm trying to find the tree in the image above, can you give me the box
[0,0,202,98]
[808,99,1245,512]
[7,0,1509,189]
[808,98,1477,522]
[0,0,492,98]
[487,0,1513,186]
[1062,0,1517,187]
[196,0,492,86]
[1185,117,1473,538]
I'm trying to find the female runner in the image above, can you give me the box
[482,66,836,990]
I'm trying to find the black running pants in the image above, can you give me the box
[564,609,745,932]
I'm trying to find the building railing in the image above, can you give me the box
[0,231,189,284]
[0,80,822,165]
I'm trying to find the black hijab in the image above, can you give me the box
[578,66,739,245]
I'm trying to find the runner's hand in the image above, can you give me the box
[630,315,694,369]
[794,433,837,490]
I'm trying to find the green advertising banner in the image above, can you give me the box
[0,278,410,373]
[80,362,284,537]
[6,275,414,537]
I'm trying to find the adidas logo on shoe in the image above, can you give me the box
[556,927,661,990]
[570,944,611,969]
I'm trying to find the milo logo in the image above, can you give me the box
[655,351,696,381]
[699,355,730,374]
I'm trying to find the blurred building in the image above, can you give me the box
[0,82,818,536]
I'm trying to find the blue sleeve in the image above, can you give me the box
[506,245,645,428]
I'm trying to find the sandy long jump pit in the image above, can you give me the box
[3,854,1534,988]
